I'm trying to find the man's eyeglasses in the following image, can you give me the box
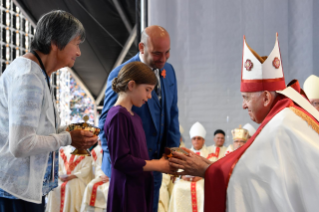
[311,101,319,107]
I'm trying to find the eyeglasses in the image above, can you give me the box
[311,101,319,107]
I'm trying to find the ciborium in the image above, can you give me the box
[67,116,100,156]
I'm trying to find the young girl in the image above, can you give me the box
[104,61,171,212]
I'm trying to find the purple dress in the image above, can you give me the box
[104,105,154,212]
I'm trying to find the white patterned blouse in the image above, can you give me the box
[0,57,71,203]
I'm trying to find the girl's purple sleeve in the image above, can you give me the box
[106,113,146,177]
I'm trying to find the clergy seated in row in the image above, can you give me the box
[168,122,212,212]
[81,143,109,212]
[225,125,249,156]
[158,125,185,212]
[207,129,227,162]
[46,145,93,212]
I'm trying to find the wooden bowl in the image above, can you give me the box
[164,147,189,158]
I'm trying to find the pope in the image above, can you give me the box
[169,33,319,212]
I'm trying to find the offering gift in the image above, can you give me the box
[67,115,100,156]
[164,147,189,158]
[164,147,189,179]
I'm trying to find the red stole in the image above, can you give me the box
[204,81,319,212]
[207,147,220,160]
[60,149,85,174]
[92,149,98,162]
[89,181,105,206]
[89,147,105,206]
[59,148,86,212]
[191,151,201,212]
[92,148,103,162]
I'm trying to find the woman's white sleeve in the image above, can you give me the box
[8,72,71,158]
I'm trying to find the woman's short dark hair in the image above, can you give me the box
[31,10,85,54]
[112,61,157,93]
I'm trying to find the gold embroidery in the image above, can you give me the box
[289,107,319,135]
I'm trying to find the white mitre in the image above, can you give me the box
[189,122,206,139]
[303,75,319,99]
[243,123,256,137]
[241,33,286,92]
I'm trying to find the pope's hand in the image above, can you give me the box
[169,147,212,178]
[69,130,98,149]
[177,147,193,154]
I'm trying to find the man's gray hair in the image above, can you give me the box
[253,91,277,98]
[30,10,86,54]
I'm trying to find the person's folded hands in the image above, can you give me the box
[169,147,212,178]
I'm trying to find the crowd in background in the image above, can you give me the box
[69,76,95,124]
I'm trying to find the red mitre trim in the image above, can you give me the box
[240,78,286,92]
[204,80,317,212]
[240,34,286,93]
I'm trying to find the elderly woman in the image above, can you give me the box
[0,10,97,212]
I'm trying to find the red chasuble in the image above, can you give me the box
[204,80,319,212]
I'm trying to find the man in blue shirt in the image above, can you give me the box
[99,25,180,212]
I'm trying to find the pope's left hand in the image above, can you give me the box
[169,147,212,178]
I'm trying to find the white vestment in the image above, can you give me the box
[207,145,227,162]
[159,141,186,212]
[158,173,174,212]
[168,145,211,212]
[81,145,109,212]
[46,146,92,212]
[224,144,234,156]
[227,108,319,212]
